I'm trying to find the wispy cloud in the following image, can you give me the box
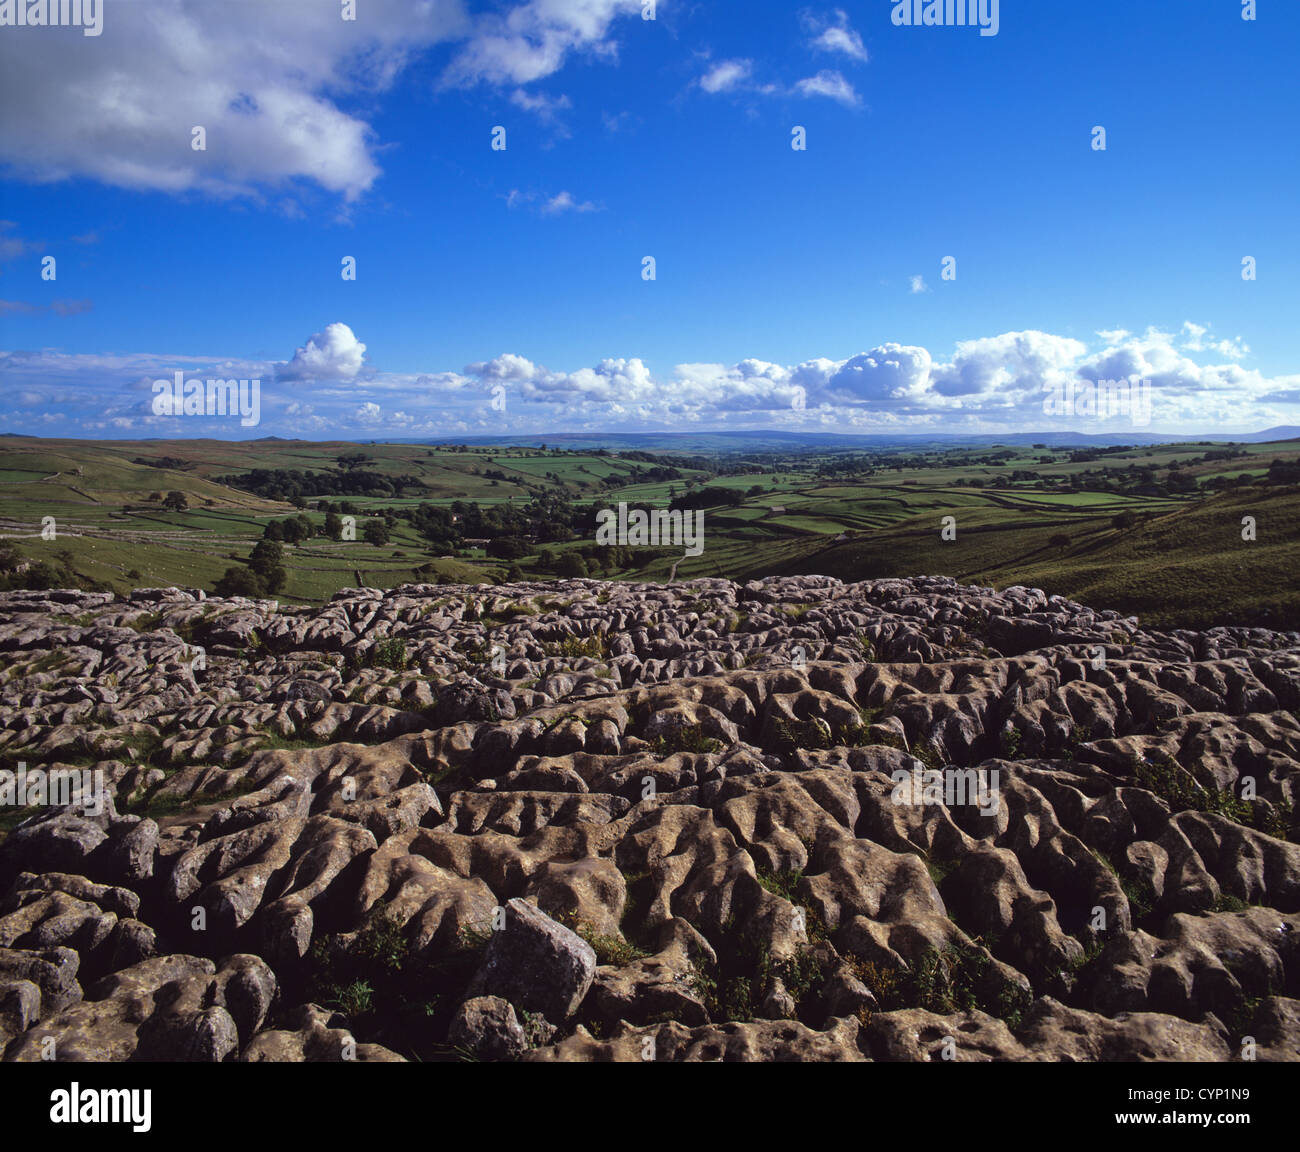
[506,189,599,215]
[509,88,573,125]
[442,0,642,88]
[795,69,861,106]
[1180,321,1248,360]
[0,221,43,267]
[801,9,868,61]
[699,59,753,94]
[540,190,599,215]
[0,298,92,316]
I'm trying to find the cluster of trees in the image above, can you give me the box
[1057,461,1197,496]
[397,492,690,574]
[361,519,390,545]
[1163,464,1199,494]
[406,504,465,546]
[619,450,673,465]
[590,468,693,494]
[262,512,390,546]
[218,468,427,501]
[215,539,287,598]
[485,537,528,559]
[213,507,399,597]
[532,542,658,578]
[407,492,585,549]
[133,456,194,471]
[1202,448,1251,464]
[129,490,192,511]
[816,458,878,479]
[818,452,980,478]
[1266,459,1300,485]
[668,486,745,511]
[262,514,318,544]
[623,463,683,484]
[1203,473,1266,492]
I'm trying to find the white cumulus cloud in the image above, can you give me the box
[279,323,368,382]
[0,0,469,201]
[7,324,1297,438]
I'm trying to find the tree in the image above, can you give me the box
[22,561,60,590]
[363,519,390,546]
[249,540,284,569]
[214,566,264,597]
[163,491,188,511]
[236,539,287,595]
[262,521,284,541]
[1112,511,1137,530]
[557,553,588,578]
[1049,533,1071,548]
[486,537,528,560]
[280,518,306,545]
[324,511,344,541]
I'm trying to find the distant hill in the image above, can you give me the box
[415,428,1300,454]
[9,428,1298,451]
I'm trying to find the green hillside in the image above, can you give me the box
[762,487,1300,630]
[2,434,1297,628]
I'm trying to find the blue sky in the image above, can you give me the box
[1,0,1297,439]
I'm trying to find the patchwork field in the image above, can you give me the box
[1,434,1297,630]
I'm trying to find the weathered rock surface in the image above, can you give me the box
[469,897,597,1023]
[448,995,528,1061]
[0,576,1296,1061]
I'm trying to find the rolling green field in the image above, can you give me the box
[1,434,1297,629]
